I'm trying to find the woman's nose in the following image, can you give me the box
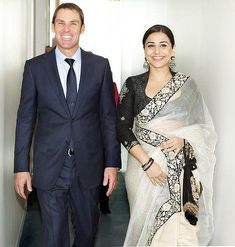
[154,45,160,53]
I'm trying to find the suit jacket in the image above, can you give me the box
[113,82,119,107]
[14,48,121,190]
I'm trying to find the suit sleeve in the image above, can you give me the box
[14,60,37,172]
[99,60,121,168]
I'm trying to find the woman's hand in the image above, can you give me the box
[146,162,167,186]
[160,137,184,156]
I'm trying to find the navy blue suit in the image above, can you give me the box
[14,48,121,246]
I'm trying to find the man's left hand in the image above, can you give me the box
[103,167,119,196]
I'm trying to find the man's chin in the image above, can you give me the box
[57,45,79,53]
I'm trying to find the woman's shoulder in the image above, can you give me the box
[175,72,197,87]
[125,72,148,87]
[127,71,148,81]
[176,72,201,96]
[174,71,190,81]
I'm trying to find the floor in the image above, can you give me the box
[19,172,129,247]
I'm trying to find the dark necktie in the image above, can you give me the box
[65,58,77,114]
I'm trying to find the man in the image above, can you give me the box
[14,3,121,247]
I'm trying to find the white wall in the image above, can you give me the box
[35,0,47,55]
[0,0,34,246]
[199,1,235,245]
[0,1,5,244]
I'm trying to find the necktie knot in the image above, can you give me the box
[65,58,75,67]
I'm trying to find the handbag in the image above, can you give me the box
[182,140,202,225]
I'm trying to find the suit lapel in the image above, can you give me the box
[44,50,70,116]
[72,49,90,117]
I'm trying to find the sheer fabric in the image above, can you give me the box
[117,72,216,246]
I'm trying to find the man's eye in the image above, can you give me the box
[160,43,167,48]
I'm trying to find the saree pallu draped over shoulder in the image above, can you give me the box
[118,72,216,246]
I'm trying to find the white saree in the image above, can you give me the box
[122,73,217,246]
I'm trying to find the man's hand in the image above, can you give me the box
[14,172,32,199]
[103,167,119,197]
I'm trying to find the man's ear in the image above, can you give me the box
[81,24,85,34]
[51,23,55,33]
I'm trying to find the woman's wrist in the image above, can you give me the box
[142,157,154,171]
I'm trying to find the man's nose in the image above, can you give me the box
[64,24,70,32]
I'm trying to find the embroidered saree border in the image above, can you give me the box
[136,73,189,124]
[133,73,189,245]
[135,125,184,245]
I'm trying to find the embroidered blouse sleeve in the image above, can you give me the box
[117,78,140,151]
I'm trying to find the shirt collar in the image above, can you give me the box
[55,47,81,64]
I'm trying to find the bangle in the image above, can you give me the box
[143,160,154,171]
[142,157,154,171]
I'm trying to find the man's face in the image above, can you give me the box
[52,8,85,56]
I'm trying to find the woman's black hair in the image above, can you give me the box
[142,24,175,47]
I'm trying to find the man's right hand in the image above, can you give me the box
[14,172,32,199]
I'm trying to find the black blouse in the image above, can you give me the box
[117,71,177,151]
[116,72,150,151]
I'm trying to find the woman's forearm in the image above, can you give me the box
[129,144,150,165]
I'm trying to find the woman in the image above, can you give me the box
[117,24,216,246]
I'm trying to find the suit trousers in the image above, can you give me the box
[37,155,100,247]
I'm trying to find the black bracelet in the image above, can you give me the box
[142,157,154,171]
[143,159,154,171]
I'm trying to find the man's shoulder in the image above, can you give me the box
[27,49,54,65]
[81,49,108,63]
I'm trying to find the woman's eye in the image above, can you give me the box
[147,44,155,48]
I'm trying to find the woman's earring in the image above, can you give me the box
[143,59,149,70]
[169,56,176,71]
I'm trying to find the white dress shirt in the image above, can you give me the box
[55,47,82,96]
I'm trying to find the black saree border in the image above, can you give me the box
[134,123,185,245]
[135,72,189,124]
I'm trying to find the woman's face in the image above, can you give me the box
[144,32,175,70]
